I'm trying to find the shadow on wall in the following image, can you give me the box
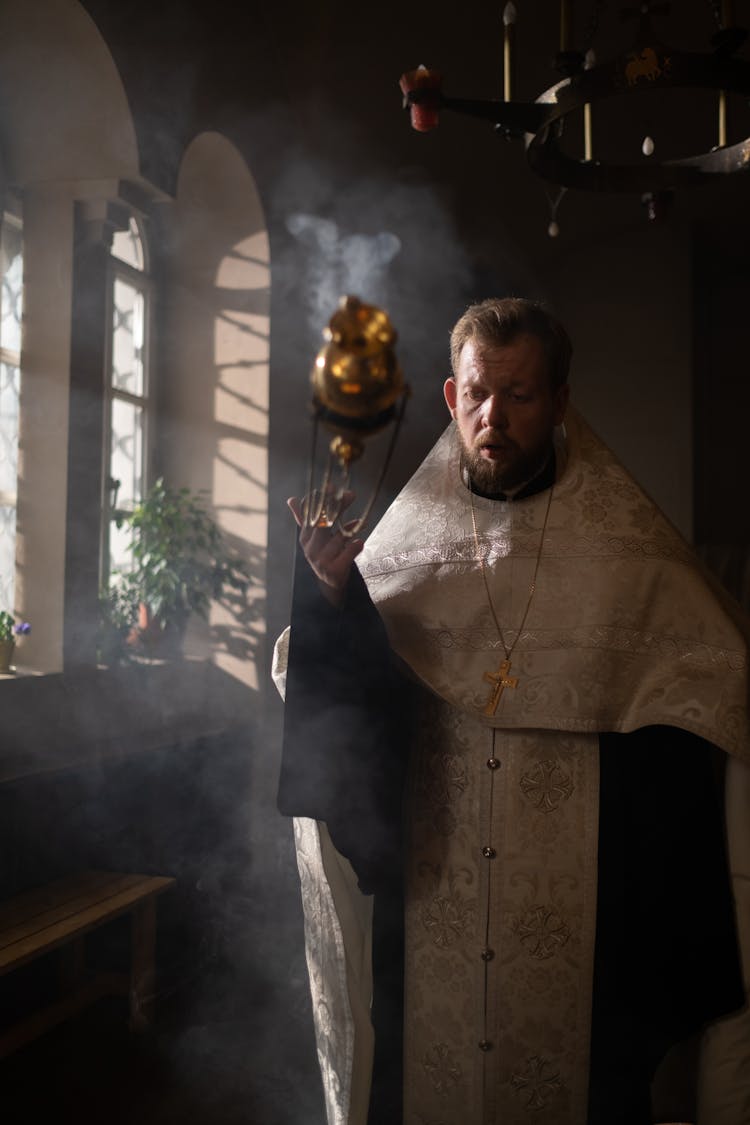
[160,132,270,694]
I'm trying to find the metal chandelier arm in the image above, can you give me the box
[401,41,750,193]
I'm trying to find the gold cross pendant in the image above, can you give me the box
[482,657,519,717]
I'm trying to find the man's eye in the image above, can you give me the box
[466,389,485,401]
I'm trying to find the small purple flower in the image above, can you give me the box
[13,621,30,635]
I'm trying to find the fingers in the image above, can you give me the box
[287,496,304,528]
[287,493,364,601]
[315,526,362,569]
[306,519,363,573]
[287,491,357,533]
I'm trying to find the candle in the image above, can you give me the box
[399,65,442,132]
[584,104,592,161]
[719,89,727,147]
[560,0,572,52]
[584,49,594,161]
[719,0,731,145]
[503,3,516,103]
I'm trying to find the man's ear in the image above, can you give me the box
[444,377,458,417]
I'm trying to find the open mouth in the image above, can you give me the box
[479,442,512,458]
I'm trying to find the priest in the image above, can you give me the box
[273,298,750,1125]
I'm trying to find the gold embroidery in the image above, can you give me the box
[422,1042,462,1095]
[422,752,468,806]
[516,905,571,959]
[421,895,474,948]
[419,751,468,837]
[510,1055,564,1110]
[404,718,598,1123]
[427,624,746,671]
[358,529,698,577]
[359,413,750,762]
[520,759,574,812]
[419,867,477,949]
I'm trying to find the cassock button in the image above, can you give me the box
[486,757,501,770]
[482,846,496,859]
[480,947,495,961]
[478,1039,493,1052]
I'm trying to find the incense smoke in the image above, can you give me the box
[286,214,401,332]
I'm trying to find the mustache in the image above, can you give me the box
[472,430,518,452]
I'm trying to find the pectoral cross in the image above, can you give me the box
[482,657,519,717]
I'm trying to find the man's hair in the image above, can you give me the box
[449,297,572,390]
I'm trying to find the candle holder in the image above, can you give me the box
[399,65,443,132]
[398,5,750,221]
[303,296,410,538]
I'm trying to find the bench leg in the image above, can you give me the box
[130,898,156,1031]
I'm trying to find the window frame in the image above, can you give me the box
[0,197,24,613]
[100,213,153,588]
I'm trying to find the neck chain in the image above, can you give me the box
[469,484,554,716]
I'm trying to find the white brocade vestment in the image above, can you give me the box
[402,697,599,1124]
[273,409,750,1125]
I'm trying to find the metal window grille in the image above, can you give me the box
[103,214,151,583]
[0,205,23,612]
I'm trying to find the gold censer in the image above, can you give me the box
[304,295,409,536]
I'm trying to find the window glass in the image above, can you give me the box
[109,514,133,578]
[0,213,23,611]
[111,215,144,271]
[104,213,149,584]
[112,279,144,396]
[0,505,16,609]
[1,224,23,354]
[110,397,144,510]
[0,362,20,496]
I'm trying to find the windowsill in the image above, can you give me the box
[0,654,198,678]
[0,658,258,784]
[0,664,44,679]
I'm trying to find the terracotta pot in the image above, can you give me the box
[0,638,15,674]
[127,603,188,658]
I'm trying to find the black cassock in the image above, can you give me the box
[279,548,744,1125]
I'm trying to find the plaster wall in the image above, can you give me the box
[160,132,270,694]
[0,0,138,185]
[0,0,145,670]
[14,188,75,671]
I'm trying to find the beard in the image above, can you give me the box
[460,428,553,496]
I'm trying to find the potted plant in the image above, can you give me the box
[0,611,31,674]
[113,478,249,657]
[97,581,139,666]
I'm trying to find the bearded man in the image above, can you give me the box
[273,298,750,1125]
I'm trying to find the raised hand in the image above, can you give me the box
[287,491,365,607]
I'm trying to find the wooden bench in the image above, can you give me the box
[0,870,175,1057]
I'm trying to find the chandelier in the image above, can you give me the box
[399,1,750,231]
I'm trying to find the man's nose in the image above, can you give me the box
[482,394,507,429]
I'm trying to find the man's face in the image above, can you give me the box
[444,334,569,495]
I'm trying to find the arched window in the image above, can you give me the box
[104,213,150,579]
[0,199,23,611]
